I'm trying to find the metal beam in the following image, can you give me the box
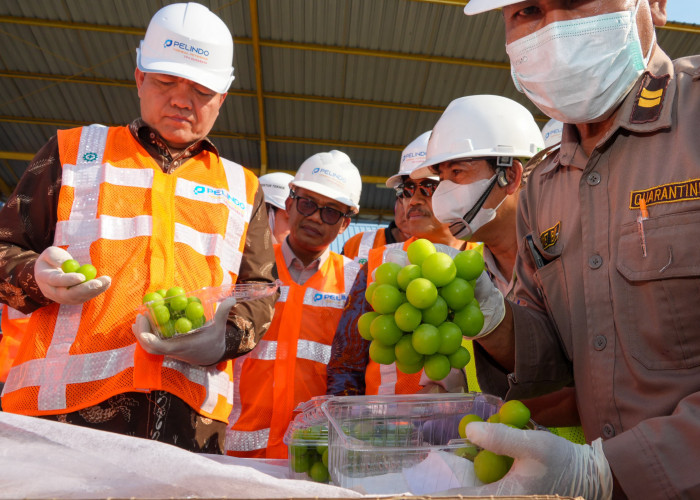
[2,10,694,35]
[249,0,269,175]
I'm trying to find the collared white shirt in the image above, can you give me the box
[280,237,330,285]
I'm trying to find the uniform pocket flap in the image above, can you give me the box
[617,211,700,281]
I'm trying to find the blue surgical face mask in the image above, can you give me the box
[506,0,654,123]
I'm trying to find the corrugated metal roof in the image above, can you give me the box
[0,0,698,218]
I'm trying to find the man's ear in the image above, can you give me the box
[649,0,667,27]
[337,215,353,235]
[134,68,145,92]
[505,161,523,195]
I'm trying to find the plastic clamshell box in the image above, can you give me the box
[141,281,280,340]
[320,392,505,493]
[283,395,332,483]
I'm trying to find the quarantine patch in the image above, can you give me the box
[629,178,700,209]
[539,221,561,251]
[630,73,670,124]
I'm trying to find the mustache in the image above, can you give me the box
[406,207,430,218]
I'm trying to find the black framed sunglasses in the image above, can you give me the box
[395,180,440,199]
[289,190,352,225]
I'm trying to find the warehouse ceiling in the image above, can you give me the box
[1,0,699,220]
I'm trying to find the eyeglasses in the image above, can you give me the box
[395,180,440,199]
[290,190,351,225]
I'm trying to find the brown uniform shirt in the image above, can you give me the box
[0,119,278,363]
[475,49,700,499]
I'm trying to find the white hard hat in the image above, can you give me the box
[386,131,439,187]
[136,2,235,94]
[259,172,294,210]
[411,94,545,179]
[463,0,520,15]
[291,150,362,211]
[541,118,564,149]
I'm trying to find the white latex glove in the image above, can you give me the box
[132,296,237,366]
[472,270,505,337]
[461,422,613,500]
[35,246,111,305]
[419,367,467,393]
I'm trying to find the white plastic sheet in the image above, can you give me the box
[0,411,362,499]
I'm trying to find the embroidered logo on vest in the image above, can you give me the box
[82,152,98,162]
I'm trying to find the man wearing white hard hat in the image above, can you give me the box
[327,131,480,398]
[449,2,700,499]
[226,151,362,459]
[0,3,278,454]
[341,132,432,264]
[411,94,584,444]
[259,171,294,244]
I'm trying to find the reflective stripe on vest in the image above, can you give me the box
[355,230,379,264]
[365,239,422,395]
[3,125,254,421]
[226,248,360,457]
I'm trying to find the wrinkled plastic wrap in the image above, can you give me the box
[0,411,361,499]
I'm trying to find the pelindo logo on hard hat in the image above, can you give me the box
[311,167,346,184]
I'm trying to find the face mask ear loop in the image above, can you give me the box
[462,175,500,224]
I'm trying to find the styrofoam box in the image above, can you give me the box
[320,392,505,493]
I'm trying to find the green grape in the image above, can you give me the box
[437,321,463,355]
[142,292,164,306]
[448,345,471,369]
[76,264,97,282]
[421,295,448,326]
[358,311,380,341]
[396,264,421,290]
[407,238,436,266]
[473,449,511,484]
[374,262,402,287]
[423,353,451,381]
[454,249,485,281]
[411,323,441,355]
[185,301,205,322]
[369,314,403,346]
[371,284,404,314]
[61,259,80,273]
[174,317,193,334]
[394,302,422,332]
[421,252,457,287]
[405,278,438,309]
[498,400,531,429]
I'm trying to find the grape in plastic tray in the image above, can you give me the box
[283,395,332,483]
[141,281,280,340]
[319,392,504,492]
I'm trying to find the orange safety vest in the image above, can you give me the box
[364,238,481,395]
[226,244,360,458]
[2,124,256,422]
[343,229,387,264]
[0,305,31,383]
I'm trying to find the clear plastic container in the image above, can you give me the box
[140,281,280,340]
[283,395,332,483]
[320,392,505,493]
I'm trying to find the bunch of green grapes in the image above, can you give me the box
[359,239,485,381]
[289,425,330,483]
[456,400,532,484]
[142,286,208,338]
